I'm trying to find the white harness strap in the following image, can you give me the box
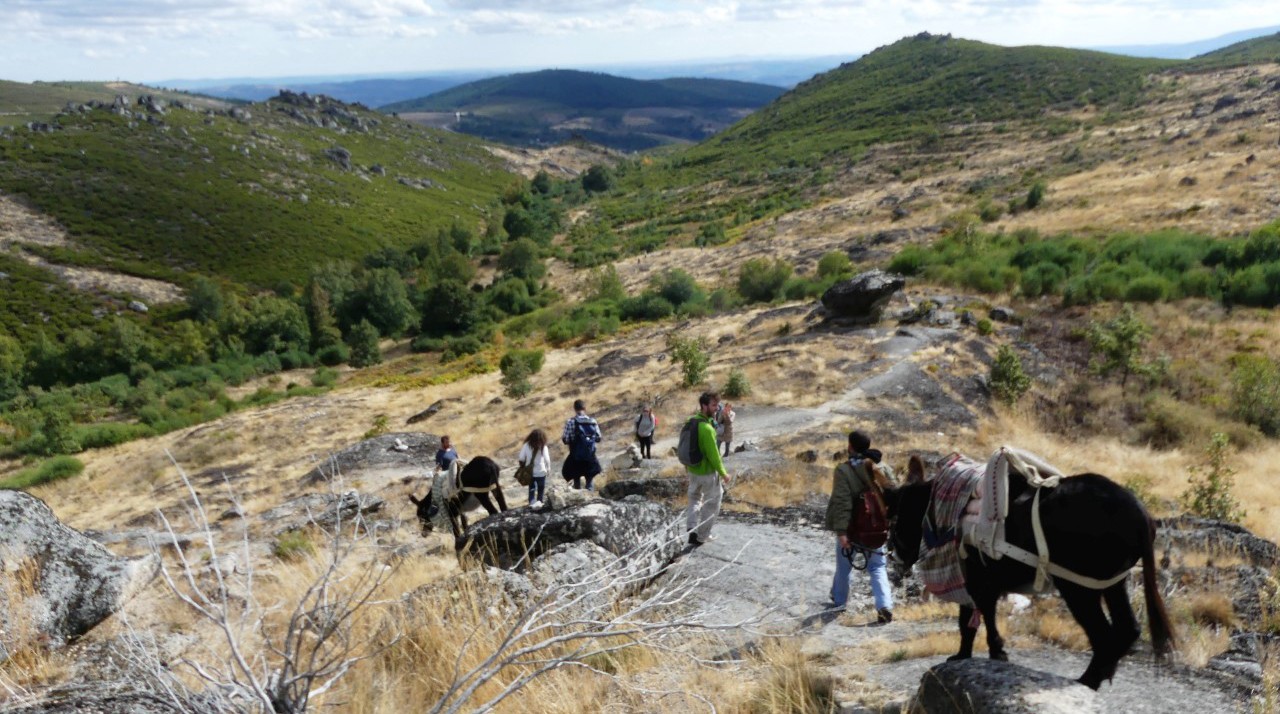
[992,487,1133,591]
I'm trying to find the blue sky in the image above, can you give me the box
[0,1,1273,83]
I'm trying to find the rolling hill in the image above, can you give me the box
[0,91,514,340]
[0,80,232,127]
[381,69,786,151]
[179,74,489,106]
[1187,31,1280,69]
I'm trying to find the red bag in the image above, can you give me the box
[845,461,889,549]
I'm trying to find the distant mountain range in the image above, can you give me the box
[1093,25,1280,59]
[381,69,787,151]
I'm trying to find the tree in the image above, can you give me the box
[0,334,27,402]
[653,269,701,309]
[531,170,553,195]
[356,269,417,338]
[187,277,225,323]
[497,238,546,281]
[100,317,153,374]
[1086,305,1152,387]
[419,280,483,337]
[242,295,311,355]
[585,264,626,304]
[164,320,211,367]
[304,282,343,352]
[347,319,382,368]
[581,164,615,193]
[1026,180,1048,210]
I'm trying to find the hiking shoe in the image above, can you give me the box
[529,500,543,509]
[877,608,894,624]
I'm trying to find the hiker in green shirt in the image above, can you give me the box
[686,391,730,547]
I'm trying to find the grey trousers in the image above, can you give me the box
[686,473,723,540]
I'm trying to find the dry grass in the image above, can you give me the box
[732,465,825,508]
[0,558,72,693]
[1007,599,1091,652]
[727,639,839,714]
[890,599,958,624]
[1181,593,1237,629]
[867,631,982,664]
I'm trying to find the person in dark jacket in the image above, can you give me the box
[824,430,897,622]
[561,399,602,490]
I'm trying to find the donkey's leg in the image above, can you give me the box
[491,485,509,512]
[973,589,1007,661]
[1060,583,1113,690]
[446,500,464,541]
[1099,582,1141,682]
[473,492,499,516]
[949,605,978,661]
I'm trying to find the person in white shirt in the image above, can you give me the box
[634,405,658,459]
[517,428,551,508]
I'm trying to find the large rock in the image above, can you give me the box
[260,490,385,534]
[820,269,906,323]
[0,491,158,657]
[300,432,439,484]
[1159,516,1280,568]
[600,477,686,501]
[459,497,683,578]
[910,659,1099,714]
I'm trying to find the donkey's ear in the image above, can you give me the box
[907,455,927,484]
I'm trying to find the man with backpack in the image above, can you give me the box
[824,430,897,622]
[680,392,730,547]
[561,399,603,490]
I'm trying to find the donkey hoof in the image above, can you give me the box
[990,650,1009,662]
[946,653,972,662]
[1076,675,1102,691]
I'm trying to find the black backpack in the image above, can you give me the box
[569,419,598,460]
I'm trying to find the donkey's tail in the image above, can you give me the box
[1142,514,1176,655]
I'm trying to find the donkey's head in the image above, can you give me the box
[407,491,439,535]
[885,455,934,568]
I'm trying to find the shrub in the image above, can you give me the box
[500,358,533,399]
[1124,275,1171,302]
[976,318,994,336]
[581,165,615,193]
[73,422,153,450]
[311,367,339,388]
[315,342,350,366]
[347,319,382,368]
[723,368,751,399]
[273,530,316,561]
[1025,180,1047,209]
[0,455,85,490]
[442,335,485,362]
[620,293,675,321]
[989,344,1031,406]
[738,258,793,303]
[499,348,545,377]
[653,269,702,309]
[363,414,390,440]
[1087,305,1152,387]
[40,407,80,455]
[1231,355,1280,437]
[817,251,853,280]
[410,335,446,353]
[1180,432,1244,523]
[667,333,710,387]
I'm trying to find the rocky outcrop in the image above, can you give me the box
[910,659,1099,713]
[1160,516,1280,568]
[300,432,439,484]
[820,270,905,324]
[600,477,686,501]
[0,491,158,658]
[260,490,385,534]
[459,496,682,578]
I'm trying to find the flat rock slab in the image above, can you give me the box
[300,432,439,485]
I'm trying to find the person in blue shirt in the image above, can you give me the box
[561,399,602,490]
[435,435,459,474]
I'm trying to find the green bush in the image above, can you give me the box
[73,422,153,450]
[817,251,853,279]
[500,358,533,399]
[1087,305,1153,387]
[442,335,485,362]
[989,344,1031,406]
[410,335,446,353]
[311,367,339,388]
[1180,432,1244,523]
[723,368,752,399]
[499,348,545,376]
[315,342,350,366]
[0,456,85,490]
[667,333,710,387]
[620,293,675,321]
[1231,355,1280,437]
[1025,180,1047,209]
[738,257,794,303]
[273,530,316,561]
[976,318,994,336]
[1124,275,1172,302]
[653,269,703,309]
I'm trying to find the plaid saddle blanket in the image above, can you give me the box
[916,453,984,606]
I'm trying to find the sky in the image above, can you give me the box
[0,0,1275,84]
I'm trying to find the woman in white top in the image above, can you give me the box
[517,428,551,508]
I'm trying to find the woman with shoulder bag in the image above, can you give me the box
[517,428,550,508]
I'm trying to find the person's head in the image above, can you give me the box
[847,430,882,463]
[642,405,652,415]
[525,428,547,451]
[573,399,586,413]
[441,435,452,450]
[699,391,720,416]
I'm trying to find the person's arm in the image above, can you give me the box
[561,418,574,444]
[825,465,854,546]
[517,443,530,465]
[698,419,727,477]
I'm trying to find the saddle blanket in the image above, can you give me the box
[917,453,983,606]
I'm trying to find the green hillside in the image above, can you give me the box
[0,94,511,291]
[578,33,1177,252]
[382,69,785,150]
[0,80,231,126]
[1187,32,1280,69]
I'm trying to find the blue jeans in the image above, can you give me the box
[528,477,545,503]
[830,537,892,610]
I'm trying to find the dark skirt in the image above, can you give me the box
[562,454,602,480]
